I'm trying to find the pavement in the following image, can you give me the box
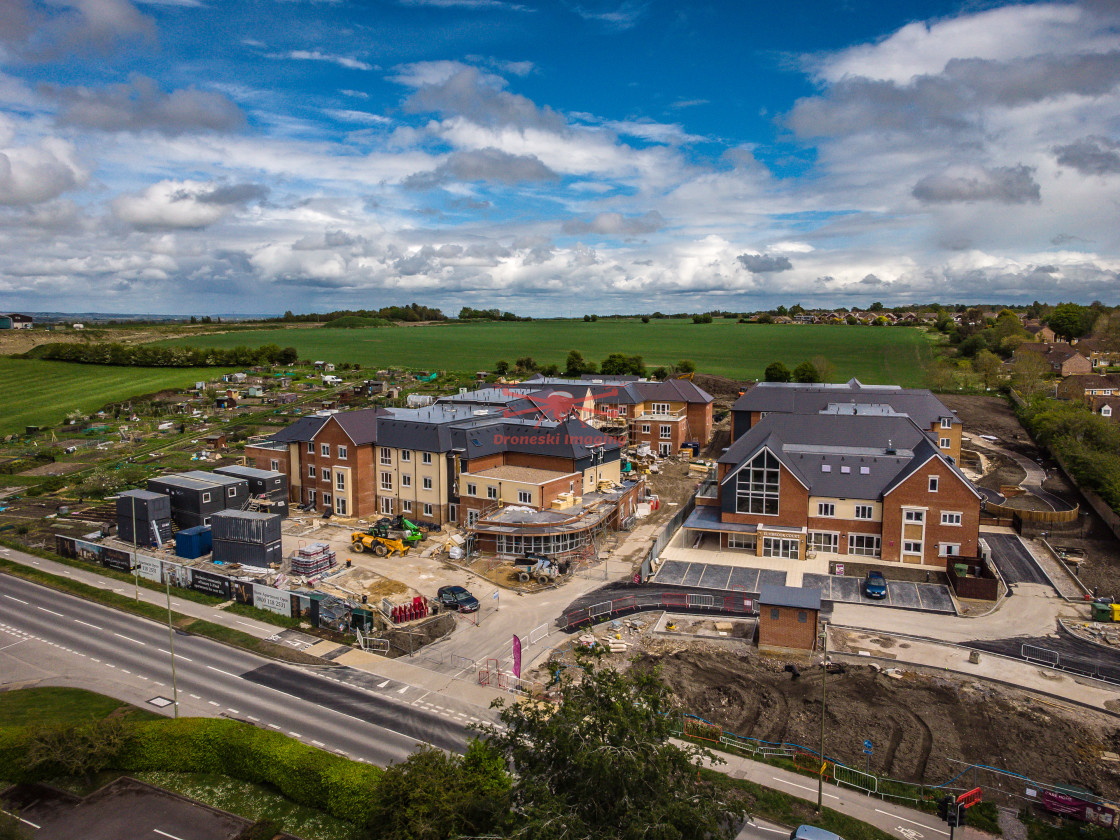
[983,531,1051,586]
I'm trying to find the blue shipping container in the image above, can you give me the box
[175,525,213,559]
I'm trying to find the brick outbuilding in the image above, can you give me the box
[757,585,821,654]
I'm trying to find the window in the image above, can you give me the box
[380,472,392,491]
[651,402,671,415]
[422,477,433,490]
[323,492,331,507]
[1104,406,1113,417]
[270,459,279,472]
[903,540,923,555]
[735,450,780,515]
[840,466,850,474]
[763,537,799,559]
[817,502,835,517]
[939,543,960,556]
[798,611,807,623]
[821,464,831,473]
[202,491,212,503]
[401,450,411,462]
[466,483,477,497]
[227,487,236,498]
[487,486,498,500]
[467,509,479,525]
[380,497,394,514]
[321,443,330,457]
[770,608,780,621]
[859,466,870,475]
[422,452,432,464]
[618,406,627,417]
[848,534,881,557]
[380,447,391,465]
[335,498,347,515]
[904,510,925,523]
[928,476,939,492]
[941,417,953,429]
[660,424,672,440]
[321,469,330,482]
[518,490,532,504]
[336,473,345,490]
[402,500,412,513]
[659,442,672,456]
[337,445,347,460]
[941,511,962,526]
[306,489,315,505]
[307,442,314,454]
[424,503,433,517]
[401,474,411,488]
[641,423,651,435]
[809,532,839,553]
[727,534,756,551]
[854,505,873,520]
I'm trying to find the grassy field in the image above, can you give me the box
[0,358,234,436]
[154,320,934,385]
[0,686,158,728]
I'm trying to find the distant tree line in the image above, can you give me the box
[459,307,532,321]
[31,342,299,368]
[270,303,447,324]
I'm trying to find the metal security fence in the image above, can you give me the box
[640,491,698,583]
[1019,642,1120,684]
[558,589,755,631]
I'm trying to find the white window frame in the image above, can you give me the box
[817,502,835,517]
[422,476,433,490]
[402,500,413,513]
[903,540,923,555]
[321,468,330,483]
[928,476,939,492]
[380,447,391,466]
[227,487,236,498]
[941,417,953,429]
[808,531,839,553]
[401,474,412,488]
[641,423,651,435]
[904,510,925,523]
[486,485,497,500]
[618,405,627,417]
[939,543,960,556]
[762,536,799,559]
[727,533,756,551]
[941,511,962,526]
[660,424,672,440]
[735,449,780,516]
[335,498,347,515]
[658,441,672,456]
[940,438,951,448]
[423,503,433,517]
[336,473,345,491]
[308,465,316,479]
[466,483,477,497]
[821,464,831,473]
[307,442,314,454]
[859,466,870,475]
[270,459,279,472]
[401,449,412,462]
[651,402,671,415]
[307,489,316,505]
[337,445,347,460]
[380,472,392,491]
[422,452,432,464]
[854,504,873,520]
[380,496,394,514]
[1103,406,1113,417]
[848,534,881,557]
[517,490,532,504]
[202,491,212,503]
[321,443,330,457]
[323,492,332,507]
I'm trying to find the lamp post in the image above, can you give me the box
[817,620,828,812]
[165,569,179,719]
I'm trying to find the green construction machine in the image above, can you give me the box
[371,515,423,546]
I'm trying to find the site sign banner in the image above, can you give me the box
[253,583,295,617]
[136,555,162,583]
[189,568,231,600]
[101,546,133,573]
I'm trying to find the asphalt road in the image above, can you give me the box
[0,572,474,764]
[983,532,1050,586]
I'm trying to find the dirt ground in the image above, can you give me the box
[633,640,1120,798]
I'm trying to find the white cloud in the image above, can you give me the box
[0,136,87,205]
[279,50,374,71]
[111,179,267,229]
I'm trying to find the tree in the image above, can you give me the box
[764,361,791,382]
[641,315,650,324]
[677,359,696,373]
[484,658,741,840]
[600,353,646,376]
[692,313,713,324]
[792,361,821,383]
[652,366,668,380]
[1011,351,1051,399]
[1047,302,1092,342]
[869,301,884,312]
[494,360,510,376]
[972,350,1003,389]
[515,356,539,372]
[364,742,510,840]
[810,355,834,382]
[565,350,596,377]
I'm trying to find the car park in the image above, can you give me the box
[436,585,480,613]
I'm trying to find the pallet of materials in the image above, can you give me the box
[290,542,336,576]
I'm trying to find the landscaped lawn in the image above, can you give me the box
[0,686,158,728]
[154,320,935,386]
[0,358,234,436]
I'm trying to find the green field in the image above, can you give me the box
[155,320,934,385]
[0,358,234,436]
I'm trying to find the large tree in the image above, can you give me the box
[485,658,742,840]
[764,361,791,382]
[1047,302,1093,342]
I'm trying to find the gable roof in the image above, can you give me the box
[267,414,329,443]
[732,380,955,429]
[634,379,714,404]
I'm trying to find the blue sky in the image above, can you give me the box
[0,0,1118,316]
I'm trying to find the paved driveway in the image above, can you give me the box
[983,532,1050,586]
[656,560,787,591]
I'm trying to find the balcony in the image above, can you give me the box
[635,406,686,420]
[697,478,718,499]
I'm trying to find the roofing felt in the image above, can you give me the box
[732,380,954,428]
[759,584,821,610]
[718,413,948,501]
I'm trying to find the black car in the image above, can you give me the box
[437,585,480,613]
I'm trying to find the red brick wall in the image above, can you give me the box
[758,605,818,651]
[881,458,980,563]
[302,418,377,518]
[686,402,713,444]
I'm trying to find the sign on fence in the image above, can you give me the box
[253,583,294,617]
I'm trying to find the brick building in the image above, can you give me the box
[687,412,982,567]
[1013,342,1093,377]
[757,585,820,653]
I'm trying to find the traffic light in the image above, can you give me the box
[947,808,959,828]
[956,805,968,827]
[938,796,952,822]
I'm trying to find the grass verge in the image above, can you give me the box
[0,556,324,665]
[0,687,159,729]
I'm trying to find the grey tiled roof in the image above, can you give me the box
[267,414,328,443]
[732,380,955,428]
[760,584,821,610]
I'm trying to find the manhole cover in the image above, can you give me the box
[148,696,174,708]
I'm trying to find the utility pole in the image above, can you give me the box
[131,497,139,602]
[817,620,828,812]
[165,570,179,718]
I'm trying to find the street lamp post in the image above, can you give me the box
[817,620,828,812]
[165,571,179,718]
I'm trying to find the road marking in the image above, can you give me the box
[770,777,838,799]
[2,594,29,605]
[189,694,200,700]
[227,709,240,715]
[377,680,389,688]
[0,639,27,652]
[206,665,240,679]
[876,811,948,836]
[268,723,281,729]
[208,701,220,707]
[105,663,116,668]
[114,633,145,646]
[247,715,259,722]
[312,739,325,747]
[235,621,256,627]
[154,829,187,840]
[121,669,131,674]
[0,808,39,829]
[36,606,64,617]
[75,620,102,630]
[397,686,409,694]
[289,731,302,738]
[158,649,192,661]
[91,658,100,662]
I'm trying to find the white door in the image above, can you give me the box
[658,442,671,456]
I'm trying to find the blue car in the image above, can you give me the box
[863,570,888,599]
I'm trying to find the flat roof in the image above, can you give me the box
[759,584,821,610]
[470,465,577,485]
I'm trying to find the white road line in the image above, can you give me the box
[289,731,302,738]
[208,701,220,707]
[227,709,240,715]
[91,658,101,662]
[247,715,260,722]
[158,649,192,661]
[312,740,325,747]
[268,723,281,729]
[206,665,240,678]
[377,680,389,688]
[876,810,949,836]
[235,621,255,627]
[0,639,27,652]
[154,829,187,840]
[121,669,131,674]
[36,606,64,617]
[114,633,145,646]
[752,825,788,835]
[2,594,29,604]
[74,619,102,630]
[189,694,201,699]
[105,663,116,668]
[770,777,839,799]
[397,686,409,693]
[0,808,39,829]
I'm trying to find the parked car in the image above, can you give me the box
[863,570,888,599]
[436,585,479,613]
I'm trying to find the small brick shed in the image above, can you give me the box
[757,585,821,654]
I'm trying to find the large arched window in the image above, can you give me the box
[735,450,780,515]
